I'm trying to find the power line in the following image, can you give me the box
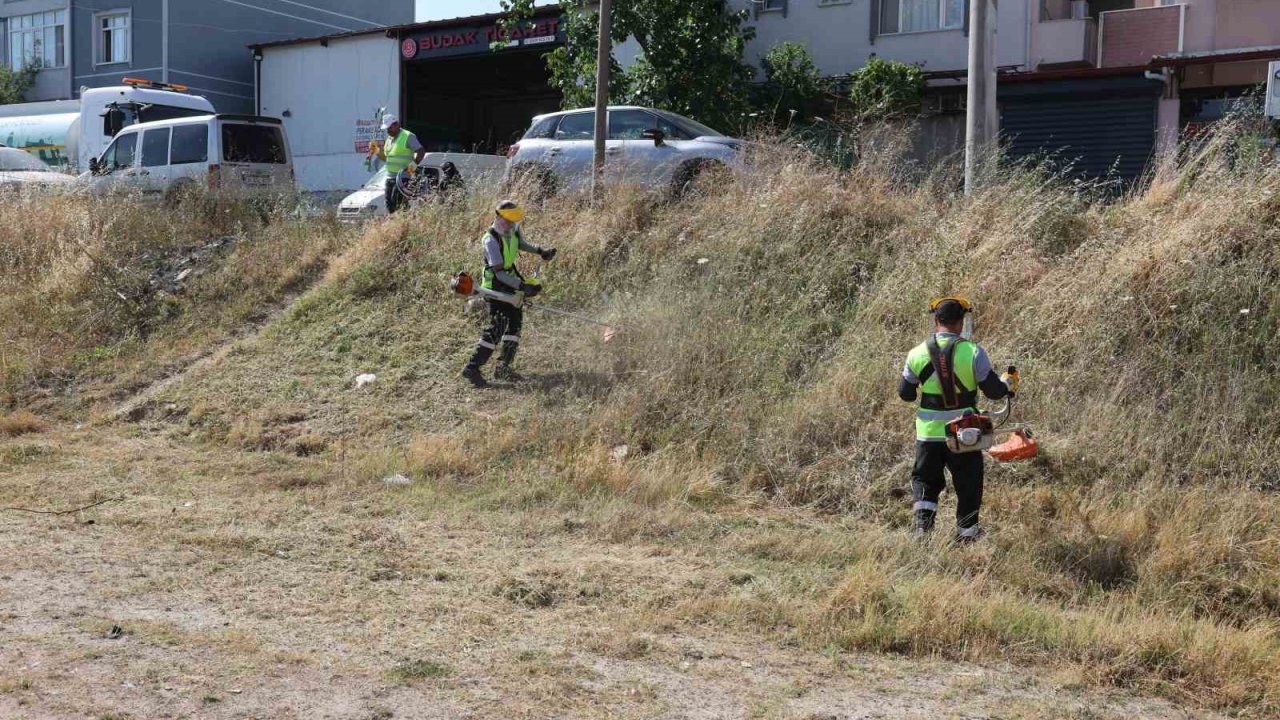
[207,0,354,33]
[70,5,306,37]
[267,0,385,28]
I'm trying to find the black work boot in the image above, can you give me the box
[912,510,936,539]
[460,365,488,388]
[493,364,524,382]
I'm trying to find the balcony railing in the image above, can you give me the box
[1036,18,1098,68]
[1098,4,1185,68]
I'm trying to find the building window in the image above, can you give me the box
[1041,1,1090,21]
[880,0,965,34]
[6,10,66,70]
[96,11,131,65]
[753,0,788,18]
[1089,0,1136,16]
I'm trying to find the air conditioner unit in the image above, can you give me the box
[1267,60,1280,119]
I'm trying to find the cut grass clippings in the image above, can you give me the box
[0,410,47,437]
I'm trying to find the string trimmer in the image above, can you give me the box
[943,366,1038,462]
[450,271,619,342]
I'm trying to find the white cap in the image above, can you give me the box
[380,113,399,130]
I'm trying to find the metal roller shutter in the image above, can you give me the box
[999,76,1164,182]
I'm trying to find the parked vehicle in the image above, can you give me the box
[0,146,76,191]
[338,152,508,222]
[80,114,294,202]
[505,106,741,195]
[0,78,216,172]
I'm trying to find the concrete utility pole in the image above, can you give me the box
[162,0,170,83]
[964,0,998,195]
[591,0,613,199]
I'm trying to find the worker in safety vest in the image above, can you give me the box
[461,200,557,388]
[372,113,425,214]
[898,297,1018,542]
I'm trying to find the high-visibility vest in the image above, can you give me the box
[906,335,979,441]
[481,227,524,292]
[384,129,417,173]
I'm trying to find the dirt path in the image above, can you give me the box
[0,429,1222,720]
[109,290,308,424]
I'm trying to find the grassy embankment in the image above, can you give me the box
[1,131,1277,713]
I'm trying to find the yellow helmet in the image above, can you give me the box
[928,296,972,314]
[496,200,524,223]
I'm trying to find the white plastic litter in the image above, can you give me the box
[355,373,377,388]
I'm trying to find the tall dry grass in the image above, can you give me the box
[5,122,1277,710]
[281,125,1277,710]
[0,188,352,408]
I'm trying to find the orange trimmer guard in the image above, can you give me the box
[988,429,1038,462]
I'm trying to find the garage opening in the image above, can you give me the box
[403,48,563,155]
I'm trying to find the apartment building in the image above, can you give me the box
[2,0,414,111]
[745,0,1280,178]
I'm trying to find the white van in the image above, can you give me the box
[82,114,294,201]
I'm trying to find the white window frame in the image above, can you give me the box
[6,10,67,70]
[879,0,966,35]
[94,9,132,67]
[761,0,787,12]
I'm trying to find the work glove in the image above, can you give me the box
[539,247,557,262]
[519,282,542,298]
[1000,367,1020,397]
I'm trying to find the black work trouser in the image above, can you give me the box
[466,299,523,369]
[911,441,984,529]
[385,177,406,214]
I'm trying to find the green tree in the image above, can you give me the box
[0,62,41,105]
[847,58,925,120]
[761,41,825,122]
[501,0,756,133]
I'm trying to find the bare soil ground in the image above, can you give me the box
[1,427,1222,720]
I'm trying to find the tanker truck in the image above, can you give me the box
[0,78,215,172]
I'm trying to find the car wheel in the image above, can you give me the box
[508,163,557,202]
[164,180,197,209]
[670,159,726,200]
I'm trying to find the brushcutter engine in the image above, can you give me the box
[449,270,620,341]
[944,366,1039,462]
[451,271,523,306]
[944,404,1037,460]
[450,271,474,297]
[945,412,996,454]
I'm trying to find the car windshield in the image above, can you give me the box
[363,168,388,189]
[652,110,725,138]
[0,148,50,172]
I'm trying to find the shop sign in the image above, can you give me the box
[353,117,379,153]
[401,18,562,60]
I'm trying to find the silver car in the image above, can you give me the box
[0,147,76,191]
[505,106,740,195]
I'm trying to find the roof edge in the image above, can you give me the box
[249,4,563,53]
